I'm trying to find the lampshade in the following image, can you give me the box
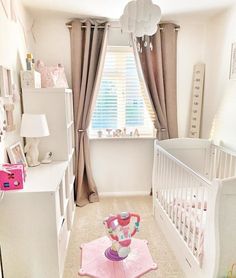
[20,113,50,138]
[120,0,161,37]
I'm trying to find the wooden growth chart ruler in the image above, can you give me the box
[189,63,205,138]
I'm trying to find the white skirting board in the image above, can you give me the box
[99,191,150,197]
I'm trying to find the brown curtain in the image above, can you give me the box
[69,19,109,206]
[136,23,179,140]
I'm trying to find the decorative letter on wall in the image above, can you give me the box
[0,99,6,142]
[4,103,15,132]
[0,66,12,97]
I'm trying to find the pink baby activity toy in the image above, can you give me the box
[79,212,157,278]
[0,164,25,191]
[104,212,140,261]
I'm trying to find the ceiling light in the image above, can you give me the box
[120,0,161,37]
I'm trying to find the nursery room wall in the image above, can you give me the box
[202,4,236,151]
[30,11,207,195]
[0,1,32,163]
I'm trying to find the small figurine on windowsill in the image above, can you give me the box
[41,152,53,164]
[106,129,112,137]
[134,128,140,137]
[112,129,123,137]
[97,130,103,138]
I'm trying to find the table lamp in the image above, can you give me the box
[20,113,50,167]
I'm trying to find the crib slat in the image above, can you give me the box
[212,146,218,179]
[231,156,236,176]
[171,162,176,223]
[197,185,205,260]
[210,145,217,180]
[191,181,199,254]
[219,148,223,178]
[183,172,188,241]
[174,164,180,227]
[223,152,228,178]
[178,168,184,233]
[172,163,178,225]
[159,152,164,206]
[229,154,234,177]
[216,147,221,178]
[187,175,194,246]
[168,160,174,217]
[166,157,171,213]
[164,154,168,211]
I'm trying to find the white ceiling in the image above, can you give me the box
[22,0,236,19]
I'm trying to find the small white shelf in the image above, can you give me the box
[22,88,72,94]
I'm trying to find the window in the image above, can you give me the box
[90,46,154,136]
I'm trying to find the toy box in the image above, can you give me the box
[0,164,25,191]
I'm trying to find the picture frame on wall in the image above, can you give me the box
[229,42,236,80]
[7,141,28,168]
[0,66,12,97]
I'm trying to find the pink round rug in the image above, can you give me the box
[79,236,157,278]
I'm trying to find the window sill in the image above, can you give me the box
[89,136,156,141]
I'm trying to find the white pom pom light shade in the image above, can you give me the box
[120,0,161,37]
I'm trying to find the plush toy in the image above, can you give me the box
[36,60,68,88]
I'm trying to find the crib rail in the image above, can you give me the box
[208,144,236,180]
[154,146,211,265]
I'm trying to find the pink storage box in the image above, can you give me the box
[0,164,25,191]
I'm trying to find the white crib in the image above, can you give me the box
[152,138,236,278]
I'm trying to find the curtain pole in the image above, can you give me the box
[66,23,180,31]
[66,23,110,29]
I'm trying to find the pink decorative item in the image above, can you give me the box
[79,212,157,277]
[103,212,140,261]
[0,164,25,191]
[79,236,157,278]
[36,60,68,88]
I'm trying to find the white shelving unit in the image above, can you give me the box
[0,88,76,278]
[0,162,75,278]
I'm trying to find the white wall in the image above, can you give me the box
[31,13,207,137]
[90,138,154,195]
[31,12,71,87]
[202,5,236,150]
[176,19,207,137]
[0,1,32,163]
[30,11,208,194]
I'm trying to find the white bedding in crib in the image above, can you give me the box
[172,204,206,253]
[157,190,206,265]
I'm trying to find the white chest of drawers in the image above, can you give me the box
[0,162,75,278]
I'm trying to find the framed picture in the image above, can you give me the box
[7,141,27,168]
[230,42,236,80]
[0,66,12,97]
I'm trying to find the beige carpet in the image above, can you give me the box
[63,196,184,278]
